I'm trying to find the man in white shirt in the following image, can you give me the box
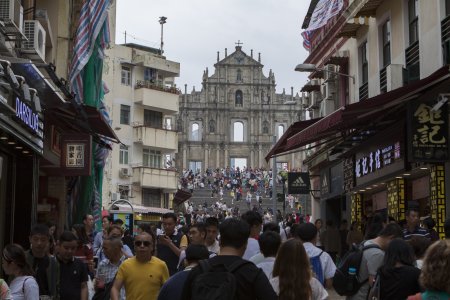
[241,211,263,260]
[255,231,281,279]
[294,223,336,288]
[205,217,220,254]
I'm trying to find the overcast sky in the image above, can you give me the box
[115,0,310,94]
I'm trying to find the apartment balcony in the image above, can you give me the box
[132,166,178,191]
[133,124,177,152]
[134,80,180,114]
[132,54,180,77]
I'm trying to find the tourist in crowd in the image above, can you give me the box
[409,235,431,269]
[347,221,364,249]
[2,244,39,300]
[71,223,94,275]
[294,222,336,288]
[25,224,58,298]
[111,232,168,300]
[422,217,439,241]
[205,217,220,254]
[158,244,209,300]
[314,219,323,250]
[107,225,133,258]
[181,218,277,300]
[270,238,328,300]
[93,216,112,259]
[94,237,126,300]
[364,213,386,240]
[378,238,421,300]
[241,210,263,260]
[407,239,450,300]
[347,223,403,300]
[255,231,281,279]
[46,221,57,255]
[403,208,430,240]
[156,213,188,276]
[0,277,11,300]
[82,214,97,244]
[57,231,89,300]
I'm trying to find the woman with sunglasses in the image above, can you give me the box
[2,244,39,300]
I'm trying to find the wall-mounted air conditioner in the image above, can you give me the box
[111,192,119,202]
[309,91,321,109]
[22,20,46,62]
[324,64,336,82]
[323,81,336,101]
[0,0,23,33]
[119,168,130,178]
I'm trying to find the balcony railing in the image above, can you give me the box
[359,82,368,100]
[132,166,178,191]
[135,80,181,95]
[379,67,387,93]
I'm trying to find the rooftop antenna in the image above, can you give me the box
[159,16,167,54]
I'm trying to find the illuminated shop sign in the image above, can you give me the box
[408,101,449,162]
[15,97,40,135]
[355,142,401,178]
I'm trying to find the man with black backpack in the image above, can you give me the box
[333,223,403,300]
[181,218,277,300]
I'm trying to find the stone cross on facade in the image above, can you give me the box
[235,40,243,47]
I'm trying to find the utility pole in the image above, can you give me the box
[271,135,277,215]
[159,16,167,55]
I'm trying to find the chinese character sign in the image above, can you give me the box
[408,100,448,161]
[355,142,401,178]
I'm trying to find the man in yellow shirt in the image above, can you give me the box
[111,232,169,300]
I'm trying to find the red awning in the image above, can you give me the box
[265,118,322,161]
[284,65,450,152]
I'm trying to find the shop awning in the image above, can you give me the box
[111,203,173,215]
[265,118,322,161]
[279,65,450,154]
[173,189,192,206]
[301,81,321,92]
[83,105,120,143]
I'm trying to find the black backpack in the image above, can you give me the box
[190,259,250,300]
[333,242,380,296]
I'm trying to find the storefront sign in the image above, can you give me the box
[60,134,92,176]
[355,142,401,178]
[343,157,355,192]
[14,97,42,136]
[287,172,310,194]
[408,100,449,162]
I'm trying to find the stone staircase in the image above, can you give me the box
[188,187,285,214]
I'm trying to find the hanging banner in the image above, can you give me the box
[306,0,344,31]
[408,99,449,162]
[287,172,311,194]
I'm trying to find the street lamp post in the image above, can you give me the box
[159,16,167,55]
[271,135,277,215]
[295,63,355,84]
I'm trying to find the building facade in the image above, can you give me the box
[177,45,305,172]
[271,0,450,238]
[102,41,179,222]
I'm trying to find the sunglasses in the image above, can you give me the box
[134,240,152,247]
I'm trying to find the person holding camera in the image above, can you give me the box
[156,213,188,276]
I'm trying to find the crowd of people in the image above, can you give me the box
[1,207,450,299]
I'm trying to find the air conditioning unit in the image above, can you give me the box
[22,20,46,62]
[111,192,119,202]
[0,0,23,33]
[324,64,337,82]
[301,94,310,108]
[323,81,336,101]
[309,91,321,109]
[119,168,130,178]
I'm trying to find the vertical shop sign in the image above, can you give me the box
[408,100,449,161]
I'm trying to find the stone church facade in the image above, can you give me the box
[177,45,304,172]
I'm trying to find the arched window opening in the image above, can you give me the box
[277,124,285,140]
[191,123,200,141]
[235,90,243,107]
[233,121,244,142]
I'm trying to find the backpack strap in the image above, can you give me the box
[198,259,213,273]
[22,277,30,294]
